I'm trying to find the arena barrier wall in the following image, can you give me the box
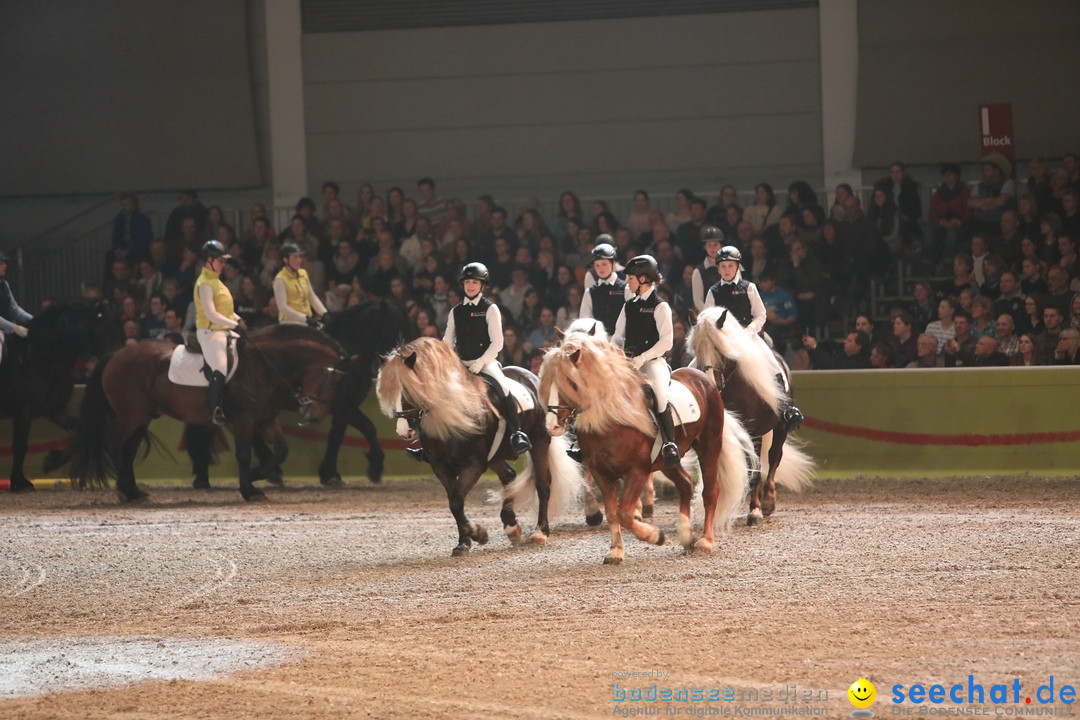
[3,366,1079,486]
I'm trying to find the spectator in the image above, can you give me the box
[758,271,798,352]
[925,298,959,354]
[1045,265,1074,314]
[497,326,527,367]
[890,310,918,367]
[500,265,533,319]
[164,189,209,248]
[550,191,583,246]
[675,197,709,265]
[1020,257,1049,296]
[992,270,1026,329]
[690,226,724,313]
[666,188,694,232]
[415,177,447,226]
[879,162,923,255]
[802,330,872,370]
[949,335,1009,367]
[943,311,975,358]
[776,237,826,333]
[908,280,935,332]
[1024,292,1047,336]
[968,152,1016,237]
[234,275,268,329]
[995,313,1020,360]
[1012,332,1041,366]
[906,333,944,368]
[744,183,783,235]
[524,305,559,353]
[1053,328,1080,364]
[110,194,153,266]
[936,254,979,300]
[869,341,895,369]
[556,285,582,331]
[969,295,997,340]
[867,184,901,258]
[626,190,652,241]
[668,316,693,369]
[744,236,774,285]
[706,185,740,227]
[830,183,855,223]
[839,194,889,312]
[1036,305,1065,364]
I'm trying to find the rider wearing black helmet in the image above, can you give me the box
[273,242,328,327]
[691,225,726,312]
[579,241,630,336]
[612,254,680,468]
[0,250,33,368]
[194,240,245,425]
[705,245,803,431]
[405,262,532,462]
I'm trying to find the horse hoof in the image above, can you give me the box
[530,531,547,546]
[192,478,211,490]
[747,508,764,526]
[694,538,715,554]
[10,479,36,493]
[471,526,489,546]
[655,529,666,546]
[319,474,343,487]
[504,524,523,543]
[242,489,268,502]
[451,545,470,557]
[366,452,384,484]
[761,496,776,516]
[585,511,604,527]
[603,553,624,565]
[641,504,654,519]
[265,471,284,487]
[119,488,149,503]
[42,449,67,473]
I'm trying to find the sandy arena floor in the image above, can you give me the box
[1,473,1078,719]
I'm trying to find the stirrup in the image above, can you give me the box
[661,442,680,468]
[566,444,583,463]
[509,430,532,457]
[211,407,226,426]
[784,406,804,432]
[405,446,428,463]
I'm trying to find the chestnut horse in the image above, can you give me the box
[538,333,754,564]
[68,325,349,501]
[376,337,582,557]
[689,306,814,525]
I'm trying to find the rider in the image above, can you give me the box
[690,225,725,312]
[0,250,33,369]
[612,254,681,469]
[704,245,804,431]
[273,243,328,326]
[194,240,244,426]
[579,241,630,336]
[405,262,532,462]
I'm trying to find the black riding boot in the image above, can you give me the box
[501,388,531,458]
[208,371,226,426]
[657,405,680,468]
[775,372,803,431]
[566,422,583,463]
[405,445,429,463]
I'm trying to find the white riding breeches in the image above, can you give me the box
[639,356,670,410]
[197,329,230,376]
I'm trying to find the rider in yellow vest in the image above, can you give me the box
[195,240,244,425]
[273,243,327,326]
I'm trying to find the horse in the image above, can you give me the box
[0,300,123,491]
[376,337,583,557]
[68,324,350,502]
[183,298,410,489]
[689,306,815,525]
[538,332,755,564]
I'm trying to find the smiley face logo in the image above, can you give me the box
[848,678,876,709]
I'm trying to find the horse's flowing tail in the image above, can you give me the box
[502,434,585,522]
[68,354,115,489]
[714,410,758,533]
[760,432,815,492]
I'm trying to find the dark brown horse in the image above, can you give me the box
[68,324,349,501]
[0,300,122,490]
[689,307,814,525]
[539,332,754,564]
[376,337,582,557]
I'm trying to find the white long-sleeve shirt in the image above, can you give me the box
[443,296,503,370]
[703,277,767,335]
[272,275,327,324]
[612,286,673,366]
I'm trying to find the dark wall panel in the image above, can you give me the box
[0,1,261,197]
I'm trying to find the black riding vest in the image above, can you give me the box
[452,297,493,362]
[0,279,16,321]
[587,279,627,335]
[709,279,753,326]
[623,292,661,358]
[698,262,720,293]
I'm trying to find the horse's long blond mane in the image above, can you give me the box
[564,317,609,342]
[376,337,489,440]
[538,334,654,438]
[690,306,782,413]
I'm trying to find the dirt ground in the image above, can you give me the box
[1,472,1079,719]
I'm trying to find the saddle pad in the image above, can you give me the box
[167,342,240,387]
[495,376,535,414]
[649,379,702,464]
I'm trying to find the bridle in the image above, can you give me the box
[545,401,578,431]
[700,359,736,391]
[243,336,346,421]
[393,400,425,430]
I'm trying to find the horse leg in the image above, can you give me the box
[185,424,214,489]
[9,413,35,492]
[115,429,150,502]
[348,404,386,484]
[528,437,553,545]
[616,467,666,553]
[761,428,784,516]
[437,465,488,557]
[695,443,722,552]
[640,473,656,519]
[661,464,696,552]
[747,435,765,526]
[491,460,522,544]
[583,471,604,526]
[233,422,265,502]
[317,411,348,486]
[41,410,79,474]
[250,432,282,486]
[593,472,625,564]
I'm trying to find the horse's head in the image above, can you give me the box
[540,347,582,437]
[294,358,348,424]
[247,325,350,424]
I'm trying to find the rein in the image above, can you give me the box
[243,336,344,417]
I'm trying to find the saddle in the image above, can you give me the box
[167,334,240,387]
[642,380,702,429]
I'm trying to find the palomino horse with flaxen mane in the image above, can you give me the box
[538,332,755,564]
[68,324,350,502]
[689,306,815,525]
[377,337,582,557]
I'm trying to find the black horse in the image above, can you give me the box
[185,298,410,488]
[0,300,122,491]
